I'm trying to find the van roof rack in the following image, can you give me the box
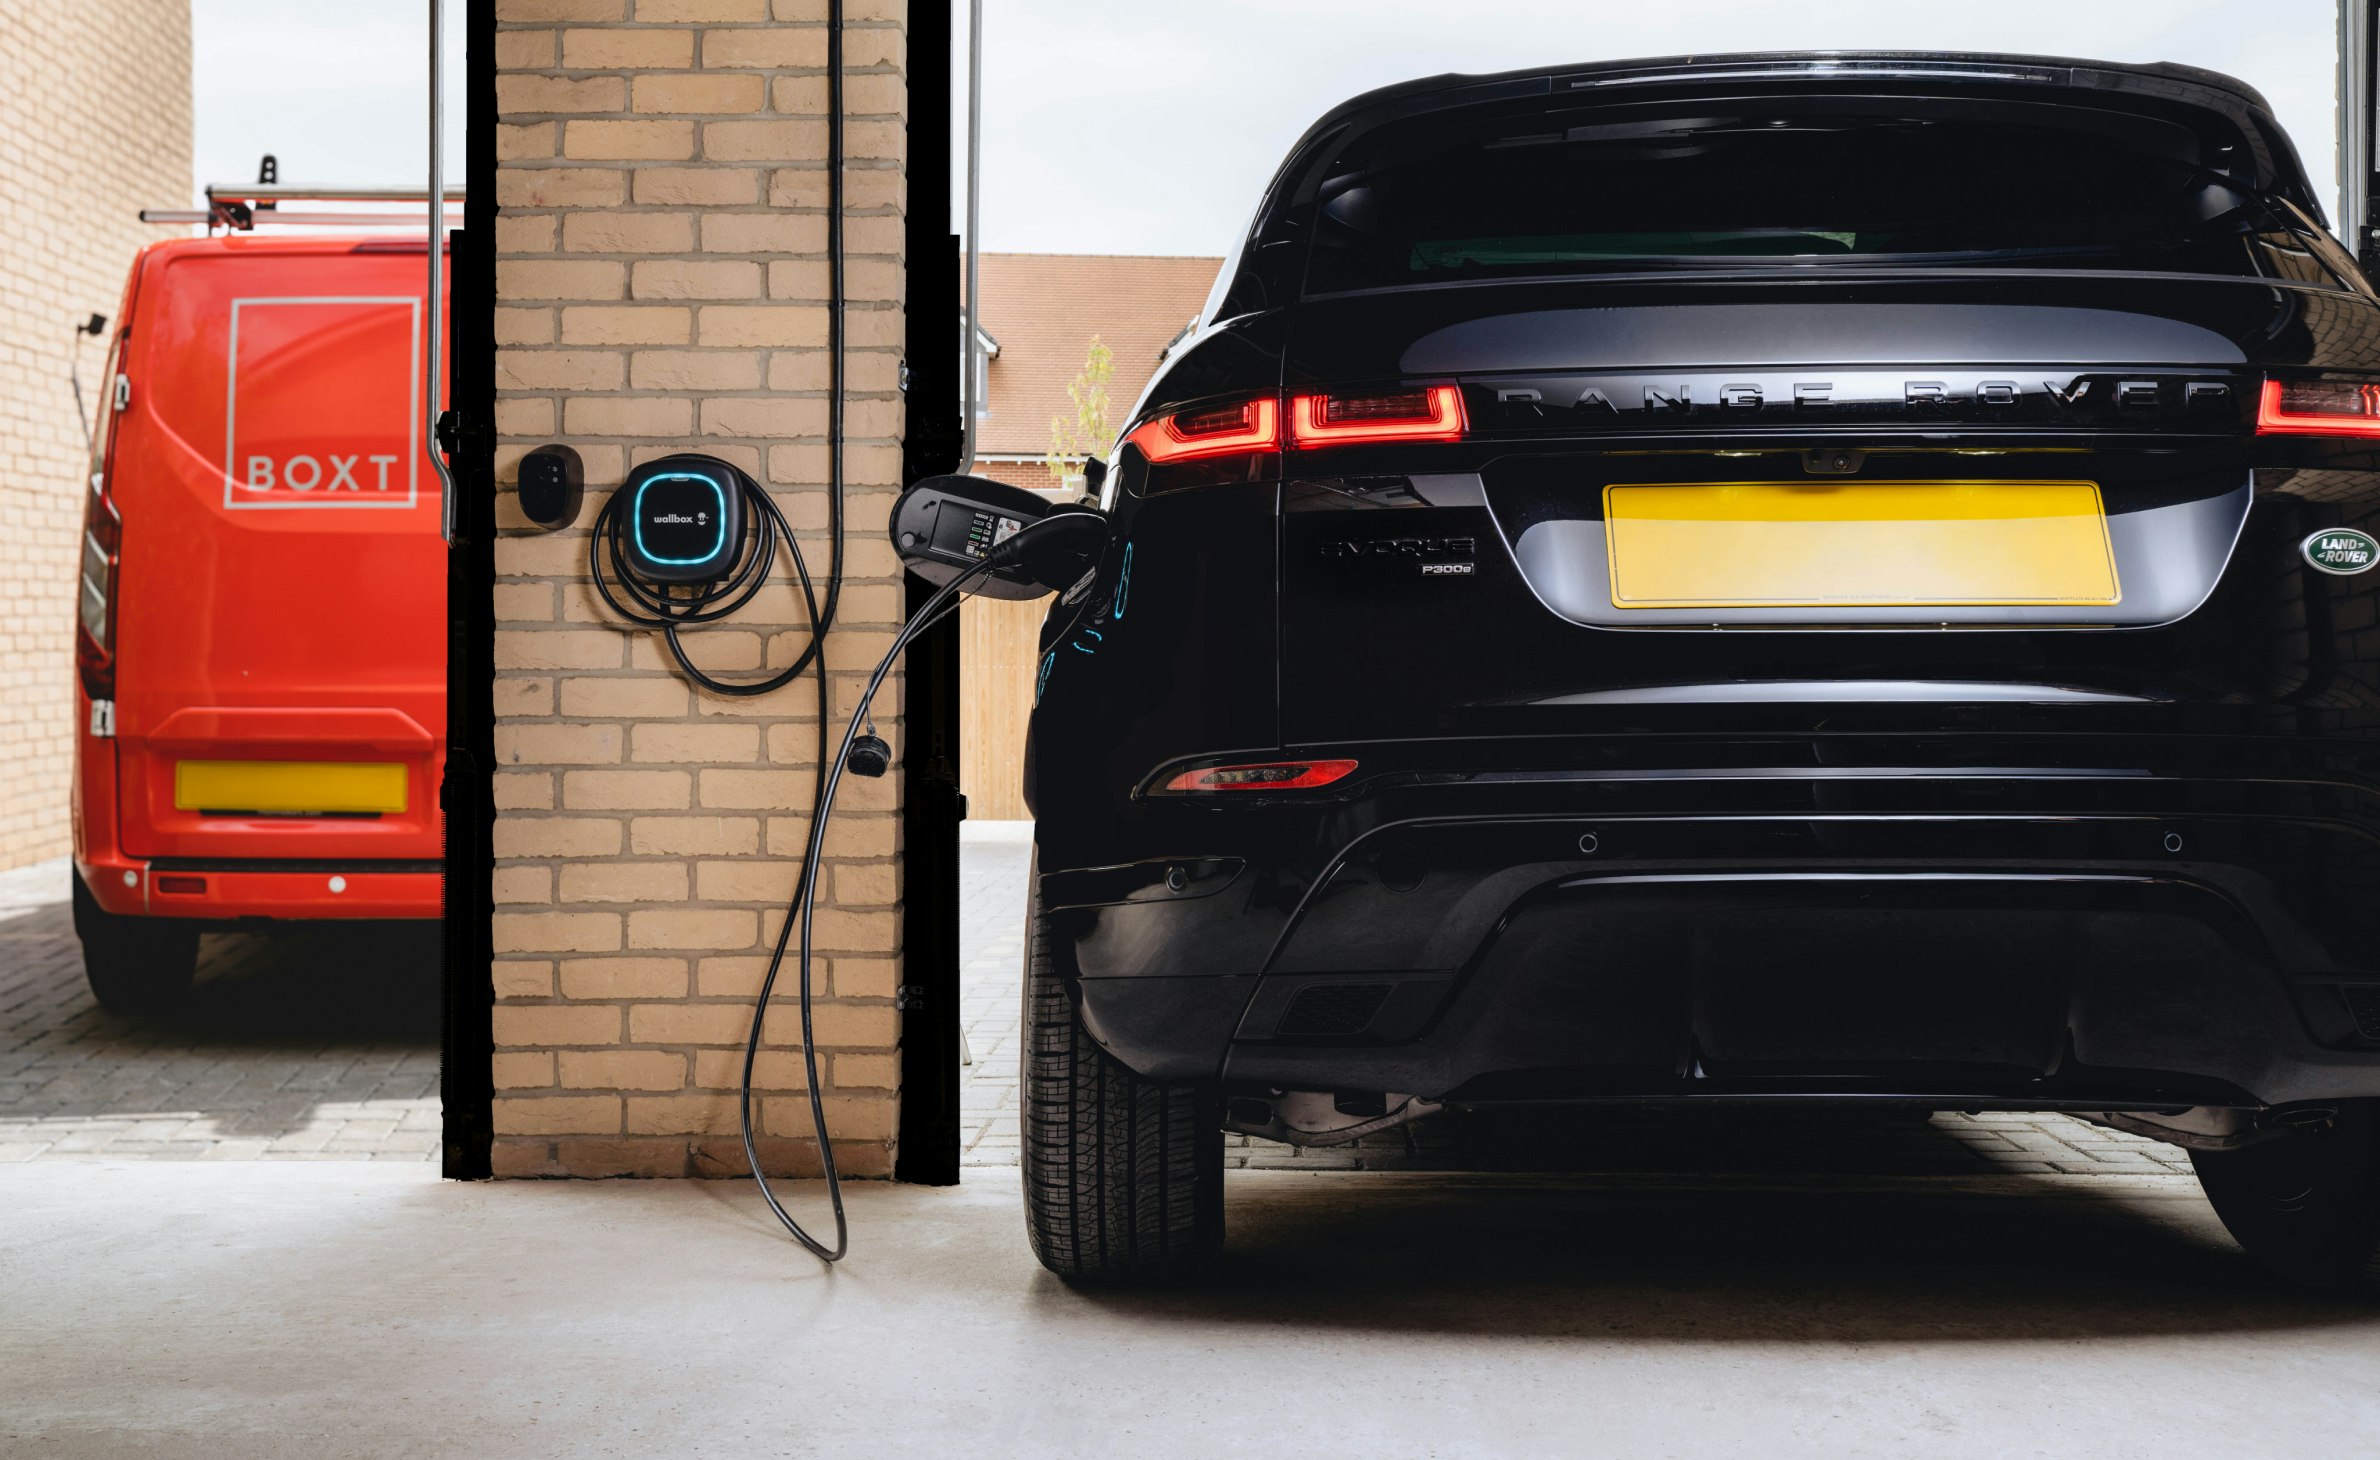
[141,184,466,232]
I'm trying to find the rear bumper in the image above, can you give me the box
[75,853,442,922]
[1049,756,2380,1110]
[72,694,444,922]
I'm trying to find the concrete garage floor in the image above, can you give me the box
[8,830,2360,1454]
[7,1161,2380,1457]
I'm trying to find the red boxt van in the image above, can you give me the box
[72,233,448,1012]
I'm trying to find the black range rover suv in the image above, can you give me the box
[1014,52,2380,1290]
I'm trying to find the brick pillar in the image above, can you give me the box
[490,0,908,1178]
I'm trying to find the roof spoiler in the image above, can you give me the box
[140,184,466,232]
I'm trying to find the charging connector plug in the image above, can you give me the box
[845,732,891,778]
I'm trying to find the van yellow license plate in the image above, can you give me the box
[173,761,408,815]
[1603,480,2121,609]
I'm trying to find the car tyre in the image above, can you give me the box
[2191,1101,2380,1296]
[72,871,198,1016]
[1020,869,1223,1284]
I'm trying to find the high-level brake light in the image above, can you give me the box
[1289,385,1466,447]
[1124,397,1281,462]
[2257,378,2380,438]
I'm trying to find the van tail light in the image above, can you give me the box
[76,482,120,701]
[1160,758,1359,793]
[2257,378,2380,437]
[1289,385,1466,447]
[1123,397,1281,463]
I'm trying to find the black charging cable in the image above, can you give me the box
[745,506,1102,1256]
[737,509,1093,1259]
[735,557,986,1258]
[584,0,852,1261]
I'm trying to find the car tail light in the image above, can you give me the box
[76,481,120,701]
[1160,759,1359,793]
[1289,385,1466,447]
[1123,397,1280,463]
[2257,378,2380,437]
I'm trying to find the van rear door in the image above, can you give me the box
[109,237,447,866]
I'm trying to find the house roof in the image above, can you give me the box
[967,252,1222,458]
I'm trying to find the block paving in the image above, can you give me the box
[1,833,2193,1176]
[0,859,440,1161]
[955,823,2190,1177]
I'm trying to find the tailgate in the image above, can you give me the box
[1280,440,2287,746]
[110,244,447,862]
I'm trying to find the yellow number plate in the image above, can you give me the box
[1603,480,2121,610]
[173,761,408,815]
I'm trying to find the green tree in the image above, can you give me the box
[1044,336,1115,489]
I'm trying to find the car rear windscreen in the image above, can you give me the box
[1304,95,2324,293]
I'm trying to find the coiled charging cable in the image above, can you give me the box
[587,469,832,700]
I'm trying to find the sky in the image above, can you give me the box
[190,0,465,205]
[191,1,2339,251]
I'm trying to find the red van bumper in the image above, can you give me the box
[74,700,444,922]
[75,851,442,921]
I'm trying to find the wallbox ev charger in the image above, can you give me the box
[591,452,831,701]
[620,456,744,582]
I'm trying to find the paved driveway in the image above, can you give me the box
[955,821,2191,1176]
[1,828,2195,1176]
[0,859,439,1161]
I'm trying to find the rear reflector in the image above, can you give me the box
[155,875,206,895]
[1124,397,1281,462]
[1289,385,1465,447]
[1161,759,1359,793]
[2257,378,2380,437]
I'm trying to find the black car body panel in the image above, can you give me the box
[1020,52,2380,1119]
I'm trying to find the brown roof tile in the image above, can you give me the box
[966,252,1222,460]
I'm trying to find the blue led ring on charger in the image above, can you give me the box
[620,454,745,583]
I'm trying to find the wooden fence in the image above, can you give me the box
[957,593,1046,821]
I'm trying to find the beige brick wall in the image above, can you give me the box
[490,0,909,1178]
[0,3,192,870]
